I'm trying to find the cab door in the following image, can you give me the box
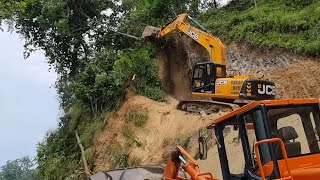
[191,63,216,93]
[237,106,282,180]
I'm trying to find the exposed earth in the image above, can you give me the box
[92,34,320,177]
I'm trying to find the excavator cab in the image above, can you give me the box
[192,62,226,94]
[207,98,320,180]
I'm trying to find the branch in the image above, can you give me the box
[75,131,91,177]
[107,28,141,40]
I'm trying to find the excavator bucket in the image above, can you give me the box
[141,25,160,39]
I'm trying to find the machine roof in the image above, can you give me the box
[208,98,320,128]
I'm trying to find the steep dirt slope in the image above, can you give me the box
[227,43,320,99]
[156,35,209,100]
[92,34,320,177]
[269,59,320,99]
[93,95,228,172]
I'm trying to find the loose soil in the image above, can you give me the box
[92,34,320,177]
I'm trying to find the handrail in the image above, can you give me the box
[254,138,293,180]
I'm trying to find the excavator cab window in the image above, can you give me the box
[192,63,226,93]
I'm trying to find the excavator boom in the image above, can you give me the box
[142,13,227,67]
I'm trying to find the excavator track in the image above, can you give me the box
[177,100,240,114]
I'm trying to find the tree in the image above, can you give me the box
[0,156,38,180]
[0,0,27,20]
[6,1,202,179]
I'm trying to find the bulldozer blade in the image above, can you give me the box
[142,25,160,39]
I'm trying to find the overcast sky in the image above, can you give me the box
[0,27,59,166]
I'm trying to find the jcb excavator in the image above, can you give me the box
[163,98,320,180]
[143,13,276,113]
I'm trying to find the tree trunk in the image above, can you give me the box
[75,131,91,177]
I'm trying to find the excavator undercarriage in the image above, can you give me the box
[177,100,239,114]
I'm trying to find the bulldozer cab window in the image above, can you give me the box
[267,104,320,158]
[238,108,274,177]
[217,117,246,178]
[192,63,216,93]
[192,65,205,90]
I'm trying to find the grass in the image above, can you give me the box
[198,0,320,56]
[125,110,148,127]
[108,128,143,168]
[108,143,129,168]
[80,117,105,148]
[128,156,142,167]
[122,127,143,147]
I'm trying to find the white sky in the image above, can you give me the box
[0,27,59,166]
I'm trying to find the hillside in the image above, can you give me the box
[156,35,320,101]
[92,95,228,172]
[3,0,320,179]
[91,41,320,177]
[89,0,320,176]
[199,0,320,55]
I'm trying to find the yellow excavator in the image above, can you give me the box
[142,13,276,113]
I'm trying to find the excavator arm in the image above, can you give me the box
[156,13,227,67]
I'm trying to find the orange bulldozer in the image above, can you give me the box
[163,98,320,180]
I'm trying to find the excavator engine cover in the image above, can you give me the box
[239,79,276,100]
[142,25,160,39]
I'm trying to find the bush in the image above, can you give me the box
[114,46,166,101]
[80,118,105,148]
[70,49,125,115]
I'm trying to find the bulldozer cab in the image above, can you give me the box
[192,62,226,94]
[208,99,320,180]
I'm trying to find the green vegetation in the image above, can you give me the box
[107,144,141,168]
[198,0,320,55]
[0,1,26,21]
[122,127,143,147]
[108,143,129,169]
[126,110,148,127]
[6,0,202,179]
[0,156,38,180]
